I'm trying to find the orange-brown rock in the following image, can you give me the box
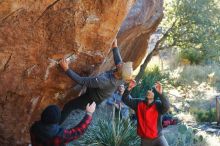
[99,0,163,72]
[0,0,163,145]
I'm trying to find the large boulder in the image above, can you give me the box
[0,0,163,145]
[99,0,163,72]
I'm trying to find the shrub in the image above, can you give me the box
[192,108,216,123]
[78,110,140,146]
[180,48,204,65]
[131,66,168,98]
[188,98,216,123]
[176,64,220,87]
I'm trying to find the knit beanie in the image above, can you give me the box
[41,105,61,124]
[122,62,133,81]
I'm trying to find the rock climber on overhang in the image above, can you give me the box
[59,39,134,124]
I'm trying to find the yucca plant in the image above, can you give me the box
[79,110,140,146]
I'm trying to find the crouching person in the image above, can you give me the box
[30,102,96,146]
[122,81,170,146]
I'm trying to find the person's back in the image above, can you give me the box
[30,103,96,146]
[85,71,124,104]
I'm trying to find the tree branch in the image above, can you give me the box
[135,19,177,82]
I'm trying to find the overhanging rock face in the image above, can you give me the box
[0,0,163,145]
[99,0,163,72]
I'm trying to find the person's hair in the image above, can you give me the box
[41,105,61,124]
[144,87,159,101]
[118,84,125,88]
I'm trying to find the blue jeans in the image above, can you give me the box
[120,108,129,119]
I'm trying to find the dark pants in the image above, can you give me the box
[141,136,169,146]
[60,93,93,124]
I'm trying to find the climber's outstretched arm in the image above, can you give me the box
[112,39,123,66]
[59,59,109,88]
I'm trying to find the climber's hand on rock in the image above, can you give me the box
[59,58,69,71]
[112,38,118,48]
[86,102,96,115]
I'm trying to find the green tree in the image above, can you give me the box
[136,0,220,82]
